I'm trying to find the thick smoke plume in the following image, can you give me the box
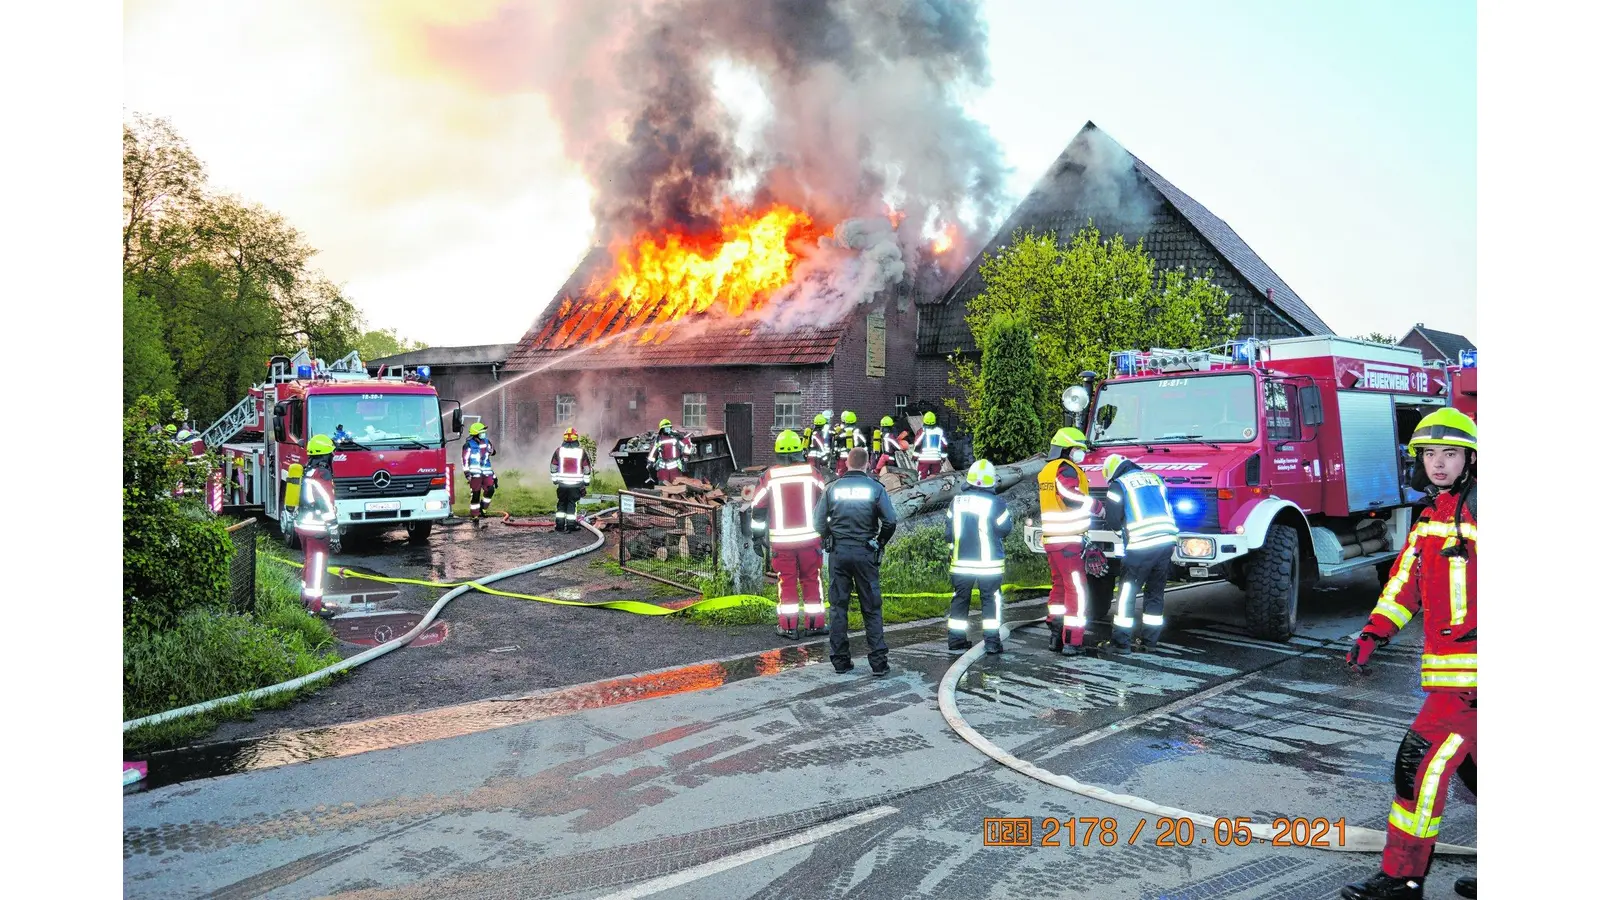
[424,0,1007,322]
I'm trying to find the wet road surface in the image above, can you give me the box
[123,570,1476,898]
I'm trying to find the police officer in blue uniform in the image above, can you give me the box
[814,448,899,675]
[946,459,1013,655]
[1098,453,1179,654]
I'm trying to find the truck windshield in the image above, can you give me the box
[310,394,443,448]
[1090,373,1259,444]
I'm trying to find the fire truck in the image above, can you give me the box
[1025,336,1472,641]
[202,349,464,549]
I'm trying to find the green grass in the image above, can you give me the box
[123,548,345,753]
[452,469,626,517]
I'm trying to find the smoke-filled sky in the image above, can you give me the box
[124,0,1476,347]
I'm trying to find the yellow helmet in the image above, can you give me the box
[841,410,856,424]
[1102,453,1127,479]
[880,415,895,427]
[774,430,805,454]
[563,428,579,442]
[923,411,937,425]
[1407,407,1476,456]
[966,459,997,488]
[1050,427,1088,450]
[659,418,673,429]
[307,434,335,456]
[814,413,827,426]
[469,422,487,436]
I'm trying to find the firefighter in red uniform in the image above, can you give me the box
[294,434,341,618]
[911,411,948,479]
[647,418,691,485]
[1038,427,1098,654]
[462,422,496,526]
[1341,408,1477,900]
[871,415,904,475]
[549,428,593,532]
[751,430,829,638]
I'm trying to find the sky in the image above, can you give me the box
[123,0,1476,348]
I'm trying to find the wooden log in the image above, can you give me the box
[657,483,689,496]
[655,546,669,561]
[678,535,691,559]
[889,454,1045,520]
[623,514,679,528]
[683,516,695,536]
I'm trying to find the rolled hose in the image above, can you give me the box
[123,508,616,732]
[937,619,1477,857]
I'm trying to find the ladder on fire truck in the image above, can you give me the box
[199,350,370,447]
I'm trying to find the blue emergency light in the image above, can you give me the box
[417,365,431,380]
[1231,340,1257,364]
[1166,488,1214,531]
[1458,349,1476,369]
[296,364,313,379]
[1115,352,1136,375]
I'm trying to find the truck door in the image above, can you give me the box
[1263,379,1320,510]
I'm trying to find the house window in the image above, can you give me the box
[682,392,707,428]
[774,392,802,429]
[555,394,576,423]
[895,394,909,412]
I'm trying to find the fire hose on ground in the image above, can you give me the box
[123,507,622,732]
[936,618,1477,857]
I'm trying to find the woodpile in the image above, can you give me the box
[587,477,728,561]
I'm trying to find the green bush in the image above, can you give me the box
[972,312,1050,464]
[123,393,232,632]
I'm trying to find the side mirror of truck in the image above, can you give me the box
[451,408,464,434]
[271,414,285,443]
[1299,385,1324,427]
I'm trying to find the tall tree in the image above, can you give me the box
[356,327,430,363]
[971,313,1049,464]
[947,223,1240,432]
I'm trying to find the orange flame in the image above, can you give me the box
[931,223,956,255]
[536,205,822,348]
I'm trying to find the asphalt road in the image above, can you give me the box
[123,570,1477,899]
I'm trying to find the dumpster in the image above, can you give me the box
[611,431,738,489]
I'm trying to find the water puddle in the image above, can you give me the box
[331,610,449,649]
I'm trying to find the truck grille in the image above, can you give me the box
[335,473,436,499]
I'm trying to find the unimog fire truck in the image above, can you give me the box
[1025,336,1475,641]
[202,350,464,549]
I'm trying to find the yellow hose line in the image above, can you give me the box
[263,553,1050,617]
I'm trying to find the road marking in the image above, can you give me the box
[593,805,899,900]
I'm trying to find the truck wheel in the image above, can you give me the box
[279,512,300,551]
[1086,575,1115,624]
[406,521,433,543]
[1244,523,1300,641]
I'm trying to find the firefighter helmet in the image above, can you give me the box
[814,413,827,426]
[880,415,895,427]
[469,422,487,436]
[1102,453,1126,479]
[307,434,335,456]
[923,411,937,425]
[659,418,673,430]
[563,428,579,442]
[967,459,997,488]
[164,424,177,435]
[774,430,805,455]
[1407,407,1477,456]
[1050,427,1088,450]
[841,410,857,424]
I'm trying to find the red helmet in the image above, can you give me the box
[563,428,579,442]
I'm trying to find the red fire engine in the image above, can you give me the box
[202,350,464,549]
[1026,336,1471,641]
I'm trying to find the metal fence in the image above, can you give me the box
[226,518,258,613]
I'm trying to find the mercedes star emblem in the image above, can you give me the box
[372,471,392,488]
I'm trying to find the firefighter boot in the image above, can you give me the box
[1339,871,1424,900]
[1047,618,1064,652]
[1454,876,1475,898]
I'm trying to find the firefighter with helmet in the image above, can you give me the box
[832,411,867,477]
[872,415,905,475]
[911,411,948,480]
[462,422,497,526]
[750,430,829,638]
[294,434,341,618]
[1039,427,1099,654]
[1097,452,1178,655]
[646,418,691,485]
[946,459,1013,654]
[804,413,833,470]
[1341,408,1477,900]
[549,427,593,533]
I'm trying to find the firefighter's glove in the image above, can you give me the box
[1345,632,1385,675]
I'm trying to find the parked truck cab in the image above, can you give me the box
[1026,336,1469,641]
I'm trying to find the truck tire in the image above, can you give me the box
[1244,523,1300,641]
[1086,574,1115,624]
[278,511,300,551]
[406,521,433,543]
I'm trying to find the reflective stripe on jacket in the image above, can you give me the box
[751,462,827,546]
[946,488,1012,575]
[1038,458,1093,546]
[1366,485,1477,693]
[550,443,592,486]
